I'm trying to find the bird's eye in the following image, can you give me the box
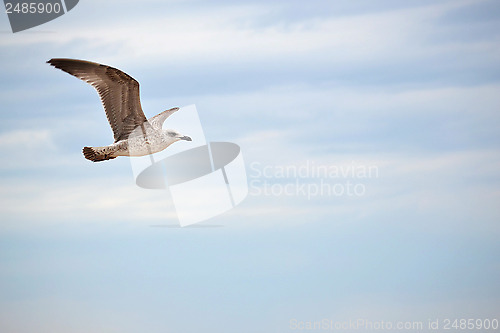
[168,131,176,136]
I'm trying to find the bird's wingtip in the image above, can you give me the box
[47,58,64,65]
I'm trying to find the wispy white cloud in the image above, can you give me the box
[0,129,69,170]
[3,0,496,73]
[0,129,55,150]
[0,178,178,230]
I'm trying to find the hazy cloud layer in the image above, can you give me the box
[1,0,499,332]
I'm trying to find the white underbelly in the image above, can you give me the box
[117,136,170,157]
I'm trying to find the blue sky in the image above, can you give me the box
[1,0,499,332]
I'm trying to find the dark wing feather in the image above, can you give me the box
[47,58,147,142]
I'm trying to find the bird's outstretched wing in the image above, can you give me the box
[149,107,180,130]
[47,58,147,142]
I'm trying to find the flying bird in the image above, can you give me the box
[47,58,191,162]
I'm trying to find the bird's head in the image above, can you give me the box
[164,129,192,142]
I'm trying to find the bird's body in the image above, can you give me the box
[47,58,191,162]
[82,121,179,161]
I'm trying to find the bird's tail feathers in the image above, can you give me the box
[82,146,117,162]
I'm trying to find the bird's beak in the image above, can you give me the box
[181,135,192,141]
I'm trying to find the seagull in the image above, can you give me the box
[47,58,192,162]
